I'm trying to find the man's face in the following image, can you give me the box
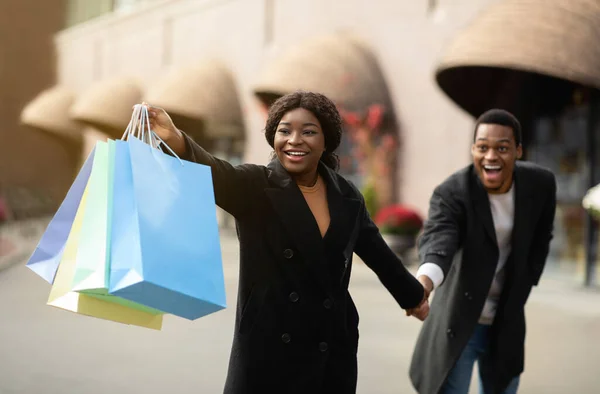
[471,123,522,194]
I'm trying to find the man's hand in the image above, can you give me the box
[406,298,430,321]
[417,275,433,299]
[405,274,434,321]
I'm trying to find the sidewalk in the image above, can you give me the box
[179,231,600,392]
[1,226,597,393]
[0,217,49,271]
[218,228,600,320]
[346,247,600,394]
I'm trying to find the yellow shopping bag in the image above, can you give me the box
[47,184,163,330]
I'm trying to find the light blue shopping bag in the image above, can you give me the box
[26,148,96,283]
[109,136,226,320]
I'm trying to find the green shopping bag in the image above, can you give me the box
[48,183,163,330]
[70,139,162,315]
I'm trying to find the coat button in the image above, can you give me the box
[465,292,473,301]
[289,292,299,303]
[323,298,333,309]
[319,342,328,352]
[283,249,294,259]
[281,333,291,344]
[447,329,455,338]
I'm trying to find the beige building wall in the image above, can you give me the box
[0,0,76,207]
[54,0,497,216]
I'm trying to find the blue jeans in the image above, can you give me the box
[440,324,520,394]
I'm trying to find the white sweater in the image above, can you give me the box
[417,184,515,325]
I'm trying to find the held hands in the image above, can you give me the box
[405,275,434,321]
[139,102,186,156]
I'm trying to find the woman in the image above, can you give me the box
[146,91,428,394]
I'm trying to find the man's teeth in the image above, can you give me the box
[287,152,307,156]
[484,165,501,170]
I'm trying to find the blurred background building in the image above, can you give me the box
[0,0,78,220]
[3,0,600,286]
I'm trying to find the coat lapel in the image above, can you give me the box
[470,167,498,248]
[264,160,360,293]
[510,163,533,262]
[320,164,361,265]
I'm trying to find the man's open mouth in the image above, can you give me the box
[483,164,502,175]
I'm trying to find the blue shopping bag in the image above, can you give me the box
[109,136,226,320]
[26,148,96,283]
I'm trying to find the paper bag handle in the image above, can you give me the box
[122,104,184,165]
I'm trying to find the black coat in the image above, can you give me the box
[180,134,425,394]
[409,162,556,394]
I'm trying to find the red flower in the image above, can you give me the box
[366,104,385,130]
[374,205,423,236]
[340,110,362,128]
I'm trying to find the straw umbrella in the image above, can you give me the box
[20,85,81,140]
[253,32,393,114]
[145,60,244,142]
[70,77,142,138]
[435,0,600,117]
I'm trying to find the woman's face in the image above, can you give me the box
[274,108,326,181]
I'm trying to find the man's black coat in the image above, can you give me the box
[410,162,556,394]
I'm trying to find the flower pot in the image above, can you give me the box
[381,233,417,264]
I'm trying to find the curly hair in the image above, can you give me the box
[264,90,343,171]
[474,109,522,146]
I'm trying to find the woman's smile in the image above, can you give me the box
[284,149,310,162]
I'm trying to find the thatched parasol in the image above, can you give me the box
[253,33,392,112]
[435,0,600,117]
[20,85,81,140]
[144,60,244,140]
[80,127,109,166]
[70,77,142,138]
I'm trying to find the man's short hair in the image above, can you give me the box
[474,109,522,146]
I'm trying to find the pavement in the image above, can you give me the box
[0,221,599,393]
[0,217,50,271]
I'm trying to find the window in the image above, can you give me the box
[113,0,160,13]
[65,0,162,27]
[528,100,600,281]
[65,0,114,27]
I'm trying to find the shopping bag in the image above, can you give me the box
[26,147,96,283]
[69,140,163,314]
[70,140,110,293]
[109,112,226,321]
[47,181,163,330]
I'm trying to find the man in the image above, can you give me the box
[409,109,557,394]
